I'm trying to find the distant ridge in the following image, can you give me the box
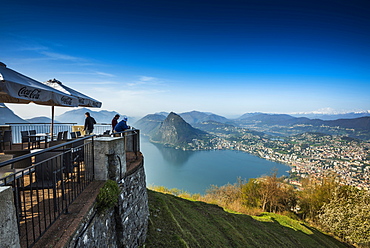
[179,110,229,124]
[134,113,166,135]
[26,116,60,123]
[0,103,28,124]
[151,112,207,147]
[291,110,370,120]
[56,108,128,125]
[236,113,370,131]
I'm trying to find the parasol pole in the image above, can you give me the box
[51,105,55,141]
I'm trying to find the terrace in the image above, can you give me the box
[0,124,141,248]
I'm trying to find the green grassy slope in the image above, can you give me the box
[144,189,349,248]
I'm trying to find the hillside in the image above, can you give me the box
[26,116,60,123]
[180,110,229,124]
[235,113,370,140]
[291,111,370,120]
[145,189,348,248]
[134,113,166,135]
[151,112,208,148]
[56,108,123,125]
[236,113,370,130]
[0,103,27,124]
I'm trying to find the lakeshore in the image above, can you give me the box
[142,137,290,194]
[186,129,370,190]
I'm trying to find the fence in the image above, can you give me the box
[0,136,95,248]
[5,123,111,144]
[0,128,141,248]
[110,129,140,154]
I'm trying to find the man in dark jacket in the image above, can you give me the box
[84,112,96,135]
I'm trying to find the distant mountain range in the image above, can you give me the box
[234,113,370,131]
[135,110,370,141]
[1,104,369,140]
[26,117,60,123]
[0,105,135,125]
[290,111,370,120]
[0,103,28,124]
[134,113,166,135]
[179,110,229,124]
[135,111,232,135]
[150,112,208,148]
[56,108,122,125]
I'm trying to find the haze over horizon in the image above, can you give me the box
[1,0,369,119]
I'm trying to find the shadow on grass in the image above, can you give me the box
[145,189,350,248]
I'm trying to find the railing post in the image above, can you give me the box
[92,136,95,178]
[136,129,140,153]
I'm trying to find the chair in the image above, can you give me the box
[29,130,38,149]
[57,132,63,141]
[2,130,12,150]
[21,131,30,149]
[33,151,64,189]
[76,131,81,137]
[70,132,77,139]
[62,131,68,140]
[0,132,3,152]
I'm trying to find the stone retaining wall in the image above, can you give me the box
[68,162,148,248]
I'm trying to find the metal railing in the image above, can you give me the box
[5,123,112,143]
[93,124,112,136]
[6,123,77,144]
[102,129,140,153]
[98,128,141,175]
[0,136,95,248]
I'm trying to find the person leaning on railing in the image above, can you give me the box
[114,117,130,132]
[111,114,120,132]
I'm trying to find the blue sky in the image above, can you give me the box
[1,0,369,118]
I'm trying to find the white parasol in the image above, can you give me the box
[0,62,79,140]
[0,62,78,107]
[44,79,102,108]
[44,79,102,139]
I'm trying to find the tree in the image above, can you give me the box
[298,174,339,220]
[241,178,261,208]
[318,186,370,246]
[242,172,297,213]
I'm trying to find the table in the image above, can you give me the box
[27,133,48,149]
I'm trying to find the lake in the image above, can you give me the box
[141,136,290,194]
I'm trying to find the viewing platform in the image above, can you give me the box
[0,127,148,248]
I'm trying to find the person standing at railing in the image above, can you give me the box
[114,117,130,132]
[84,112,96,135]
[111,114,120,131]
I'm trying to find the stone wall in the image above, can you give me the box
[67,162,148,248]
[0,186,20,248]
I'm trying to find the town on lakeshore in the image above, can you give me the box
[187,127,370,190]
[139,111,370,191]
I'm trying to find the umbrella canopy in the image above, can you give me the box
[0,62,78,107]
[44,79,102,108]
[43,79,101,139]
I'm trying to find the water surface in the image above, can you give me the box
[141,136,290,194]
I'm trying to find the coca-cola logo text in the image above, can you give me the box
[18,87,41,100]
[61,96,73,105]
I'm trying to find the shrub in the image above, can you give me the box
[96,180,120,213]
